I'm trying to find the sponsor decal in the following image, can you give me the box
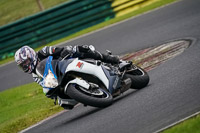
[76,62,84,69]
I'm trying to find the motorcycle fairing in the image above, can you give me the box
[64,78,90,95]
[65,58,109,90]
[43,56,57,78]
[42,56,58,89]
[101,66,121,93]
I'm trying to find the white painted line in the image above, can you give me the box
[57,0,182,47]
[154,111,200,133]
[19,110,67,133]
[19,103,81,133]
[0,60,14,68]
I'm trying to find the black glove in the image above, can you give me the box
[60,46,73,59]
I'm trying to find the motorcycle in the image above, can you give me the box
[37,53,149,109]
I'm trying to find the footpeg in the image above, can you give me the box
[106,50,112,55]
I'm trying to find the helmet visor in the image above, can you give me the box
[18,59,31,73]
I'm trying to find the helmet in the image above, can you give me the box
[15,46,37,73]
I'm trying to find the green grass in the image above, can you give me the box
[0,82,63,133]
[0,0,177,65]
[0,56,14,65]
[0,0,68,27]
[162,114,200,133]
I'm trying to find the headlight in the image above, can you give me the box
[44,69,58,88]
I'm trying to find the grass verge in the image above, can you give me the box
[0,83,63,133]
[162,114,200,133]
[0,0,68,26]
[0,0,177,66]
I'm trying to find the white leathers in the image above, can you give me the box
[65,58,109,89]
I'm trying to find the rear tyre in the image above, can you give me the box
[124,66,149,89]
[66,84,113,108]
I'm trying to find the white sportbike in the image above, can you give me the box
[38,54,149,109]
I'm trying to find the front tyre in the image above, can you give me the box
[66,84,113,108]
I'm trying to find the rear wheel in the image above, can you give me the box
[66,84,113,108]
[124,65,149,89]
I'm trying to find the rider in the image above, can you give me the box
[15,45,120,109]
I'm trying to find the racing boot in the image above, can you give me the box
[102,54,120,65]
[84,50,120,65]
[75,45,120,64]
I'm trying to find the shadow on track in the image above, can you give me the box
[52,84,151,131]
[113,84,151,103]
[52,107,103,130]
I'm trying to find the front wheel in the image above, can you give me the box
[66,84,113,108]
[124,65,149,89]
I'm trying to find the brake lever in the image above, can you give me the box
[61,54,71,61]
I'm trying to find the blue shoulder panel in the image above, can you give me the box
[43,56,57,79]
[41,56,57,89]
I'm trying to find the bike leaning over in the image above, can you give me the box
[39,53,149,109]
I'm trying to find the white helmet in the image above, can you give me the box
[15,46,37,73]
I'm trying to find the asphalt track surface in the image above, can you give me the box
[1,0,200,132]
